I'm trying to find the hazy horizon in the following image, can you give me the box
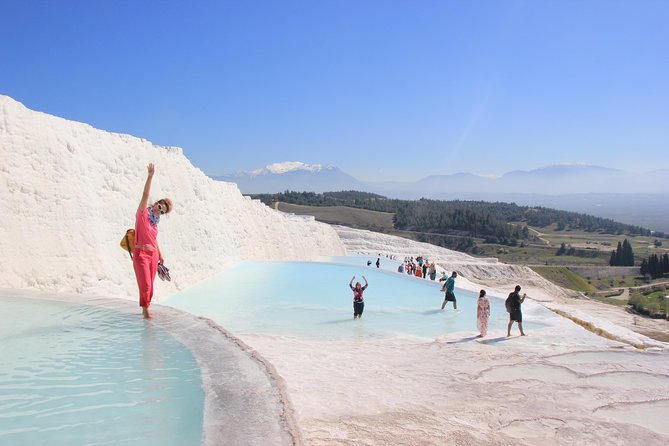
[220,159,669,180]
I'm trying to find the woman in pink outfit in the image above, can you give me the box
[476,289,490,337]
[133,163,172,319]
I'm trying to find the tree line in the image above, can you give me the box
[252,191,665,243]
[253,190,400,212]
[392,199,527,245]
[609,239,635,266]
[640,254,669,279]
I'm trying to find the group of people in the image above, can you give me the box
[438,272,527,337]
[349,268,527,338]
[478,284,527,338]
[398,256,438,280]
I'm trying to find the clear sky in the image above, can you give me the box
[1,0,667,181]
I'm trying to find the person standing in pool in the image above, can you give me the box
[428,263,437,281]
[133,163,173,319]
[476,290,490,337]
[349,275,368,319]
[506,285,527,336]
[440,271,458,310]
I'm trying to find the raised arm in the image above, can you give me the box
[350,275,355,286]
[362,275,368,286]
[138,163,155,213]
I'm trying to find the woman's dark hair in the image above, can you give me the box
[479,290,486,297]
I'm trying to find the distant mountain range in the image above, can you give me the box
[376,164,669,197]
[213,162,669,231]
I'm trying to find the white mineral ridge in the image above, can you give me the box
[0,95,345,300]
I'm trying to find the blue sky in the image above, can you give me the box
[1,0,667,181]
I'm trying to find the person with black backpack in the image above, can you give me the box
[506,285,527,336]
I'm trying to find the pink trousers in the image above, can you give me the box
[133,249,158,307]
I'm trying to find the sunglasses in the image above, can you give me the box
[157,202,167,215]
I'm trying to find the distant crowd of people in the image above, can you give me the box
[397,256,438,280]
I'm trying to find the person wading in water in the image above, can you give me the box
[349,275,368,319]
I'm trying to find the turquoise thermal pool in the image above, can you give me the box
[0,296,204,446]
[164,258,541,340]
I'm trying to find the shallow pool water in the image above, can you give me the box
[164,260,539,341]
[327,254,404,273]
[0,297,204,446]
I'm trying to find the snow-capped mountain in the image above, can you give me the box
[214,162,363,193]
[250,161,327,176]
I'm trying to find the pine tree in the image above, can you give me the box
[640,258,649,276]
[609,250,617,266]
[649,254,659,278]
[621,239,634,266]
[615,241,623,265]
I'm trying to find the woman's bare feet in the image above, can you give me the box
[142,307,152,319]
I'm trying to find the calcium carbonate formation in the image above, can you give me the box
[0,95,345,299]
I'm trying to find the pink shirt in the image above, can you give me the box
[134,208,158,250]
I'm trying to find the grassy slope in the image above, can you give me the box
[629,285,669,317]
[278,202,395,230]
[529,266,597,293]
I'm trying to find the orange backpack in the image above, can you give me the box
[120,229,136,259]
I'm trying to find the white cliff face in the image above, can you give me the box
[0,96,345,300]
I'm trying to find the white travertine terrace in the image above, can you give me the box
[1,95,668,445]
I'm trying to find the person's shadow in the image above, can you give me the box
[477,336,509,344]
[422,309,442,315]
[321,318,356,325]
[445,335,479,344]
